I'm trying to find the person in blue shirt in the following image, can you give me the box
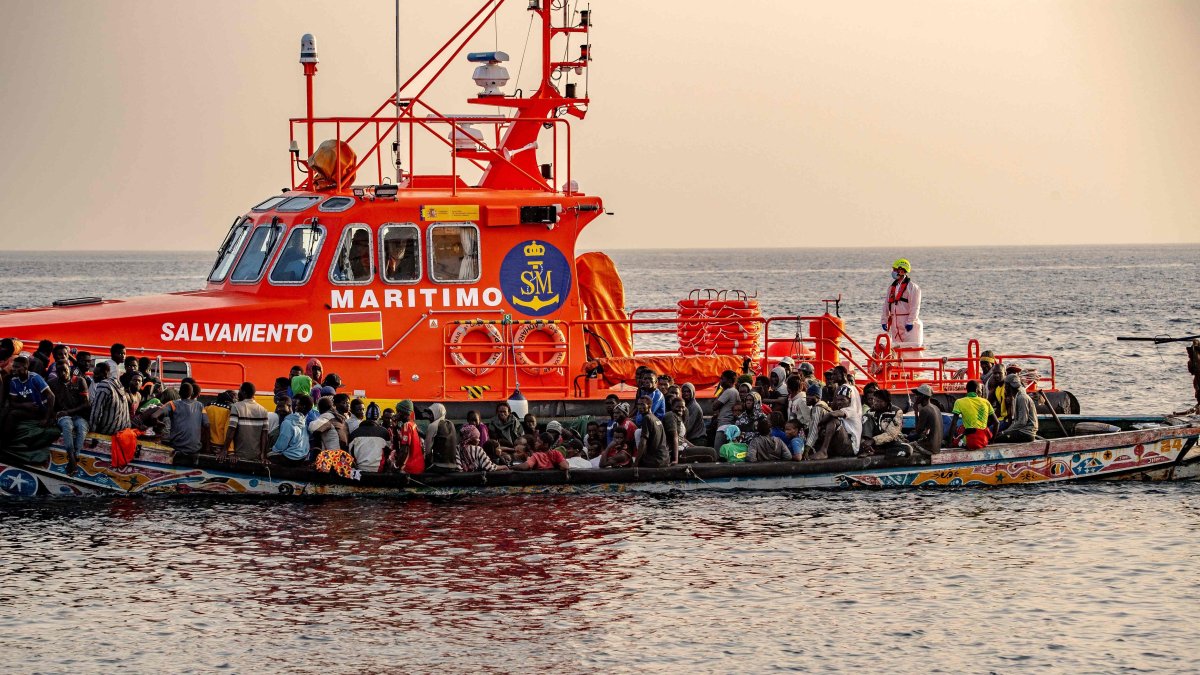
[268,395,311,466]
[5,355,56,435]
[632,369,665,425]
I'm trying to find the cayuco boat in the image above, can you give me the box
[1,0,1197,497]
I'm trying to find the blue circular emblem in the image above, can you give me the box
[0,468,39,497]
[499,240,572,316]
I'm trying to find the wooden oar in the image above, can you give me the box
[1039,390,1069,438]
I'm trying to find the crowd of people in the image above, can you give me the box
[0,335,1043,479]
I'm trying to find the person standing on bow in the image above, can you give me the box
[881,258,923,348]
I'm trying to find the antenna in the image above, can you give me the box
[394,0,403,183]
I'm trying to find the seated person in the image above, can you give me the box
[768,411,789,443]
[805,385,855,460]
[633,395,670,468]
[994,374,1039,443]
[746,418,792,462]
[859,390,910,457]
[487,402,522,449]
[521,413,538,437]
[382,238,417,281]
[600,426,634,468]
[349,402,391,472]
[784,419,806,460]
[456,425,510,472]
[268,395,311,466]
[907,384,943,456]
[950,379,999,450]
[718,425,748,463]
[513,432,570,470]
[585,421,605,458]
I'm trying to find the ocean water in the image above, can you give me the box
[1,245,1199,673]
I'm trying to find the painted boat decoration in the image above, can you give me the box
[2,416,1196,497]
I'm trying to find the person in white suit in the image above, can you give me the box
[881,258,923,348]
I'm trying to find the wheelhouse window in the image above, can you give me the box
[269,223,326,284]
[208,218,251,282]
[428,224,480,283]
[252,195,288,211]
[330,225,373,284]
[277,196,322,212]
[379,224,421,283]
[229,222,284,283]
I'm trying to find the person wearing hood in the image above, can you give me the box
[425,402,460,472]
[771,357,794,398]
[994,374,1038,443]
[389,399,424,474]
[881,258,923,348]
[487,402,521,449]
[349,402,390,472]
[680,383,707,446]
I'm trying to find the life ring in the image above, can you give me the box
[448,323,504,377]
[513,322,567,376]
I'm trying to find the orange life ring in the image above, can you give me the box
[448,323,504,377]
[513,322,567,376]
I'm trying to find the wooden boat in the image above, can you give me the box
[2,415,1196,497]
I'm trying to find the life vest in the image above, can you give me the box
[887,278,911,306]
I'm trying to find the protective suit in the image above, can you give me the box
[881,259,923,348]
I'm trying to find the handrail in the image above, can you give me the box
[289,114,573,193]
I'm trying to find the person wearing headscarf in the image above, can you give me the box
[456,424,508,472]
[718,425,747,463]
[881,258,923,348]
[389,399,424,474]
[424,402,459,472]
[349,401,390,472]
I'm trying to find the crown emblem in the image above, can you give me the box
[523,241,545,257]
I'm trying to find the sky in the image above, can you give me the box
[0,0,1197,252]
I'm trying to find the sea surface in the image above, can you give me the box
[1,245,1199,673]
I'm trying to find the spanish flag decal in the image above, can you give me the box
[329,311,384,352]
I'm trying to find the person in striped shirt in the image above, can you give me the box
[89,361,131,436]
[228,381,270,463]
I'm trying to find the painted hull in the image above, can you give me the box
[1,420,1197,498]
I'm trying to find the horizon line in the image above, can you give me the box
[3,241,1199,254]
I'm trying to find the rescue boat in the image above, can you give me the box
[0,0,1076,417]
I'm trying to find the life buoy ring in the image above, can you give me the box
[448,323,504,377]
[513,322,567,376]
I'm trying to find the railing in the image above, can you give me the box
[289,112,573,195]
[568,311,1059,394]
[442,320,571,399]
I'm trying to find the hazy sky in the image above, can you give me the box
[1,0,1197,251]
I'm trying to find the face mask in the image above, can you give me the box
[891,271,900,280]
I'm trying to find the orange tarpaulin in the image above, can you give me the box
[591,355,745,389]
[575,252,633,359]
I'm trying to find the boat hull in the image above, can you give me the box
[1,421,1197,497]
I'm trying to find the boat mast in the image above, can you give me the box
[394,0,403,184]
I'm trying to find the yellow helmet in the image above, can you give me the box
[891,258,911,273]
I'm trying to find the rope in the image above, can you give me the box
[513,13,535,94]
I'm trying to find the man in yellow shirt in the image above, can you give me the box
[205,390,235,460]
[949,380,998,450]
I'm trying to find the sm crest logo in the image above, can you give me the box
[499,240,572,316]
